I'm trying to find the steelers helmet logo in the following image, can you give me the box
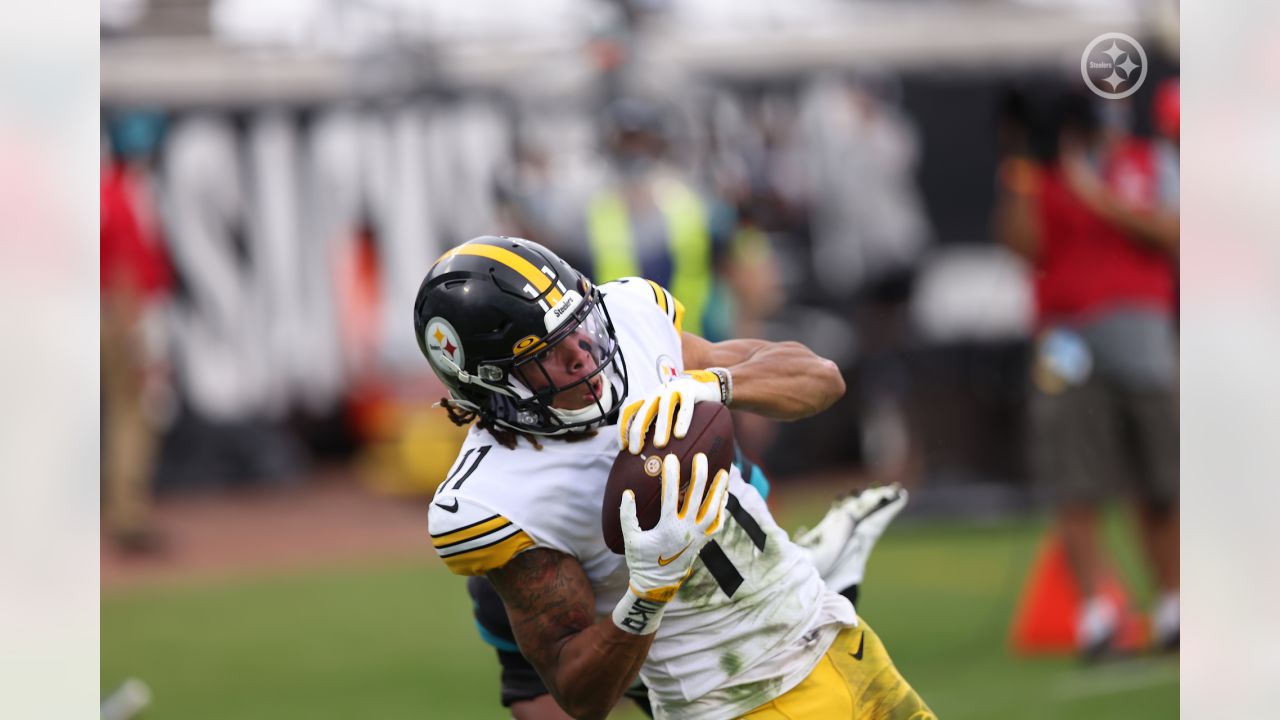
[424,317,465,373]
[643,455,662,477]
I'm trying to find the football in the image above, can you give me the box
[602,402,735,554]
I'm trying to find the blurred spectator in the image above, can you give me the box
[494,143,557,245]
[1150,78,1180,260]
[101,110,172,552]
[996,89,1179,657]
[704,91,804,340]
[794,76,932,481]
[796,75,930,303]
[572,96,777,342]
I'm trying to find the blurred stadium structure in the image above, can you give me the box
[101,0,1177,491]
[101,1,1179,717]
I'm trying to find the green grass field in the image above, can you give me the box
[102,495,1177,719]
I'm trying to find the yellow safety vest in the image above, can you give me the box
[587,178,712,337]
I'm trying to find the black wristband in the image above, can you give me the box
[707,367,733,405]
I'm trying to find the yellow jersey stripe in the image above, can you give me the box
[672,297,686,333]
[440,244,564,305]
[430,513,508,546]
[441,530,535,576]
[645,279,669,315]
[435,520,512,550]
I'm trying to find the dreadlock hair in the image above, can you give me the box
[439,398,598,450]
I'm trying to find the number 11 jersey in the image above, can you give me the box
[427,277,856,720]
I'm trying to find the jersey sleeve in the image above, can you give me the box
[603,276,686,333]
[429,496,535,576]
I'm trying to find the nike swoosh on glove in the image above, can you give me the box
[619,453,729,603]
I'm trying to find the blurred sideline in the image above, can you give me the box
[100,467,883,592]
[100,470,430,590]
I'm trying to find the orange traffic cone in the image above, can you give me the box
[1009,531,1148,655]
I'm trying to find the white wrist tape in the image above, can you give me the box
[611,586,668,635]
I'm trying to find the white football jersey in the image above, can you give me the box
[427,277,856,720]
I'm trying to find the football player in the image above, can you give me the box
[417,236,934,719]
[469,481,909,719]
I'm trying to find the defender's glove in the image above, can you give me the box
[620,368,732,455]
[612,453,729,635]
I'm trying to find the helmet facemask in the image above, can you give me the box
[454,286,629,436]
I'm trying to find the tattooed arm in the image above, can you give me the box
[487,548,653,720]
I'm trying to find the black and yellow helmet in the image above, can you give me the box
[413,236,629,435]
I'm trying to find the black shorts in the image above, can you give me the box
[1030,310,1179,511]
[467,576,653,715]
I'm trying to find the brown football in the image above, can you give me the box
[602,402,735,555]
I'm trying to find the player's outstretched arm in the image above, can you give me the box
[621,333,845,454]
[488,549,651,720]
[681,332,845,421]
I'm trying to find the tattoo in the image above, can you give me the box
[487,548,596,672]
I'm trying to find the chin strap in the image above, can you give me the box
[549,380,618,428]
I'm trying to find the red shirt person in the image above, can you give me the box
[1033,138,1175,325]
[101,160,172,551]
[997,90,1180,658]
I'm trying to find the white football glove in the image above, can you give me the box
[612,453,730,635]
[619,368,731,455]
